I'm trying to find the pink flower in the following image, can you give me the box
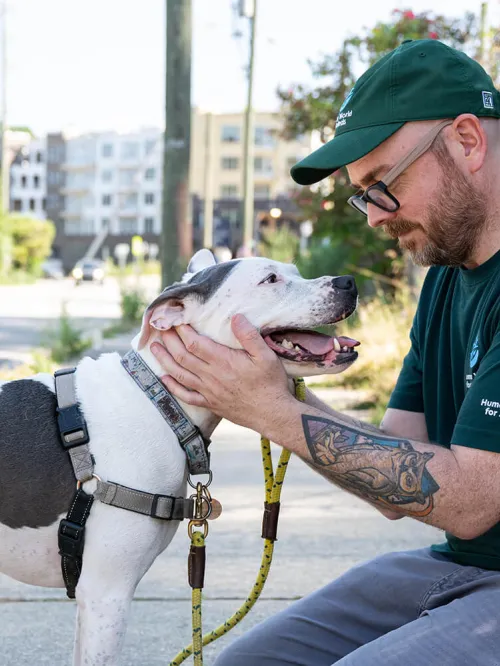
[403,10,415,19]
[429,31,438,39]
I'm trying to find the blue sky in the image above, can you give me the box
[4,0,486,135]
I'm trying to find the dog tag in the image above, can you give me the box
[201,498,223,520]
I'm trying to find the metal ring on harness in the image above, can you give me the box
[76,473,102,490]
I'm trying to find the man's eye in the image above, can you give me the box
[261,273,278,284]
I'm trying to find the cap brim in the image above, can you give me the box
[290,122,405,186]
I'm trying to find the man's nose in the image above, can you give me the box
[331,275,357,296]
[367,202,397,228]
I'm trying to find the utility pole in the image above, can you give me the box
[162,0,192,289]
[479,2,489,70]
[0,0,8,214]
[241,0,257,250]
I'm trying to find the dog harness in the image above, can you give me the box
[54,356,209,598]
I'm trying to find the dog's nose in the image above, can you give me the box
[332,275,357,294]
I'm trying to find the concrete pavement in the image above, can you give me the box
[0,418,440,665]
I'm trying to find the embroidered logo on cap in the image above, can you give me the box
[482,91,494,109]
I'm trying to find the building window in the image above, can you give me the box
[254,184,271,199]
[101,218,110,230]
[144,139,157,155]
[102,143,113,158]
[29,198,35,210]
[255,126,275,146]
[21,175,27,188]
[33,175,40,188]
[123,193,138,209]
[144,217,155,233]
[221,125,240,143]
[13,199,22,211]
[221,156,239,170]
[119,217,138,234]
[254,156,273,174]
[36,152,42,163]
[145,167,156,180]
[102,194,112,206]
[220,185,238,198]
[101,169,113,183]
[144,193,155,205]
[119,169,136,186]
[42,197,46,209]
[121,142,139,159]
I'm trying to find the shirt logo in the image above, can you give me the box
[482,91,494,109]
[470,334,480,368]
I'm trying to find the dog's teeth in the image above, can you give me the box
[341,345,348,352]
[333,337,341,352]
[281,338,293,349]
[294,345,301,352]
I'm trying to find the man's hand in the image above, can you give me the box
[150,314,294,433]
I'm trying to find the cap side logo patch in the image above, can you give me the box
[482,91,494,109]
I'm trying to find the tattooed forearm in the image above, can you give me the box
[302,415,440,516]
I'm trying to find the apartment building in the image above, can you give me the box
[9,137,47,219]
[8,110,312,270]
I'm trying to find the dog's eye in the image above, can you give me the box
[260,273,278,285]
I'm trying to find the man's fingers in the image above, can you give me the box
[176,324,230,363]
[151,343,203,390]
[231,314,272,359]
[161,374,209,408]
[158,328,209,370]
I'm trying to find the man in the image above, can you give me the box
[152,40,500,665]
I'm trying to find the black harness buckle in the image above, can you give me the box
[58,518,85,560]
[57,404,89,448]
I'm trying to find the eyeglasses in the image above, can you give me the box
[347,119,453,216]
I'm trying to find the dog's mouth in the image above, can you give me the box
[262,328,360,366]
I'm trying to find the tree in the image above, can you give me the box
[2,214,55,274]
[279,9,480,293]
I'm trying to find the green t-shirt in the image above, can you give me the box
[388,248,500,570]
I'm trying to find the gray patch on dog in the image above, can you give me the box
[147,260,241,310]
[0,379,75,528]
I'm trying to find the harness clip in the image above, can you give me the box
[57,405,90,448]
[58,519,85,559]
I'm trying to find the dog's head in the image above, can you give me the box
[134,249,359,378]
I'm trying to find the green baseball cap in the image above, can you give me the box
[291,39,500,186]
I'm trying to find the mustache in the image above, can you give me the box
[384,219,421,239]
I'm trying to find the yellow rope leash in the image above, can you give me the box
[169,378,306,666]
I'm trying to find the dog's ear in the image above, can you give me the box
[137,287,190,349]
[187,249,217,274]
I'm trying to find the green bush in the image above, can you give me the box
[308,288,418,424]
[121,288,147,324]
[49,306,92,363]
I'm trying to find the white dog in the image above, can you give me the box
[0,249,359,665]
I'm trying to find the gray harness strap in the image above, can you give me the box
[121,349,211,476]
[54,369,94,483]
[94,480,195,520]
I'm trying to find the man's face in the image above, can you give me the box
[346,121,488,267]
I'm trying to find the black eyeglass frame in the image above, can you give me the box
[347,119,454,217]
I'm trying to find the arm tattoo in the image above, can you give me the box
[302,415,439,517]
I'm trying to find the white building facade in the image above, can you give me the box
[9,137,47,219]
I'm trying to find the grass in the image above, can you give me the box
[308,289,417,423]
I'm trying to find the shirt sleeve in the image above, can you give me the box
[452,331,500,453]
[387,319,425,413]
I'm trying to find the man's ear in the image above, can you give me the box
[137,297,186,349]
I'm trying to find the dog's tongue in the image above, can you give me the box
[282,332,334,355]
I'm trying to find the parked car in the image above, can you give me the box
[72,259,106,285]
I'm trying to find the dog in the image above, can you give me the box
[0,249,359,665]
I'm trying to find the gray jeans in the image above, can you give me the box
[213,548,500,666]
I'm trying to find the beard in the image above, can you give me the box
[384,148,489,267]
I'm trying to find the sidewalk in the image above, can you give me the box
[0,415,440,665]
